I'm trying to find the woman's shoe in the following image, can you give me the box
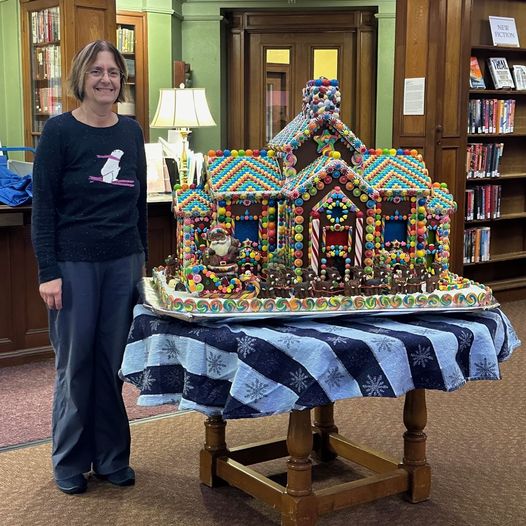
[95,466,135,486]
[55,474,87,494]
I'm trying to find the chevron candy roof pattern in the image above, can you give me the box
[282,156,332,193]
[282,157,374,198]
[174,188,213,217]
[268,113,365,156]
[427,185,457,214]
[268,113,309,148]
[362,153,431,192]
[208,155,283,197]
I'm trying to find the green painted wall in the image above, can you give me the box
[1,0,395,157]
[0,0,24,159]
[117,0,176,142]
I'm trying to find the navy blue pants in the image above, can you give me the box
[49,252,144,479]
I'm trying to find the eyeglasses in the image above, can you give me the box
[87,68,122,79]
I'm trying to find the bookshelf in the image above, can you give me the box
[463,0,526,295]
[20,0,116,151]
[116,11,149,141]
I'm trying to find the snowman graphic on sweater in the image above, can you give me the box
[89,149,135,187]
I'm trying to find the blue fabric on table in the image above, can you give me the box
[120,305,520,419]
[0,156,32,206]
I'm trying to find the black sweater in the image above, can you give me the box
[31,112,148,283]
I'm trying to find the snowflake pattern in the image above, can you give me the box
[474,357,498,379]
[289,369,309,392]
[458,330,472,352]
[368,327,389,335]
[370,337,395,354]
[325,367,345,388]
[244,378,269,401]
[141,369,156,392]
[149,319,164,332]
[161,339,180,360]
[207,351,226,375]
[447,369,466,390]
[188,327,205,337]
[412,345,434,368]
[277,334,298,351]
[165,369,180,388]
[237,335,257,358]
[327,335,348,345]
[363,374,389,396]
[182,372,194,396]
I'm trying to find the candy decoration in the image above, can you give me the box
[311,217,320,275]
[354,216,363,266]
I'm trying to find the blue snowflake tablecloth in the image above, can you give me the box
[120,305,520,419]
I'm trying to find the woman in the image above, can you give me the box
[31,40,147,494]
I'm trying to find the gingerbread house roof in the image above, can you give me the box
[281,157,376,199]
[268,113,365,159]
[362,153,432,194]
[267,79,365,160]
[207,154,283,199]
[427,184,457,215]
[174,187,214,217]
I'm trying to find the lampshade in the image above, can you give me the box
[150,87,216,128]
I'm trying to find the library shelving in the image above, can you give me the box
[116,11,149,140]
[20,0,117,151]
[463,0,526,295]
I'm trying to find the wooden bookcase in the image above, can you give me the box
[116,11,149,141]
[20,0,117,150]
[463,0,526,297]
[393,0,526,300]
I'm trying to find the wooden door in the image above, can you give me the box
[392,0,472,273]
[227,10,377,149]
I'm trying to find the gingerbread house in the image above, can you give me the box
[172,78,455,295]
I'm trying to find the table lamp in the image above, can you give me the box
[150,85,216,184]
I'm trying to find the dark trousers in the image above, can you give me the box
[49,252,144,479]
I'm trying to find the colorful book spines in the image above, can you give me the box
[468,99,516,134]
[463,227,491,263]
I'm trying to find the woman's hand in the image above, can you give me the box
[39,278,63,310]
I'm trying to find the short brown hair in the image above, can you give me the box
[68,40,128,102]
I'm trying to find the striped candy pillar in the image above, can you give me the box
[354,216,364,266]
[310,217,320,275]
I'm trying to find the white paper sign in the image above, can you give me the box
[489,16,520,47]
[403,77,425,116]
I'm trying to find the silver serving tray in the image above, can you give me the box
[139,278,499,323]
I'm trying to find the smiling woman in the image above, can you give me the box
[31,39,148,494]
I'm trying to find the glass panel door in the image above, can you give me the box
[265,49,290,142]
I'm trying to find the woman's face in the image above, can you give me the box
[83,50,121,107]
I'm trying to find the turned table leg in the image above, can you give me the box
[401,389,431,502]
[281,409,318,525]
[312,404,338,461]
[200,415,228,487]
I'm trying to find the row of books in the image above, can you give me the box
[465,185,501,221]
[467,99,516,135]
[33,45,61,81]
[466,142,504,179]
[464,227,491,264]
[32,119,46,133]
[31,8,60,44]
[117,27,135,54]
[34,85,62,116]
[470,56,526,90]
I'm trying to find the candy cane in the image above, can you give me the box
[311,217,320,275]
[354,217,363,266]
